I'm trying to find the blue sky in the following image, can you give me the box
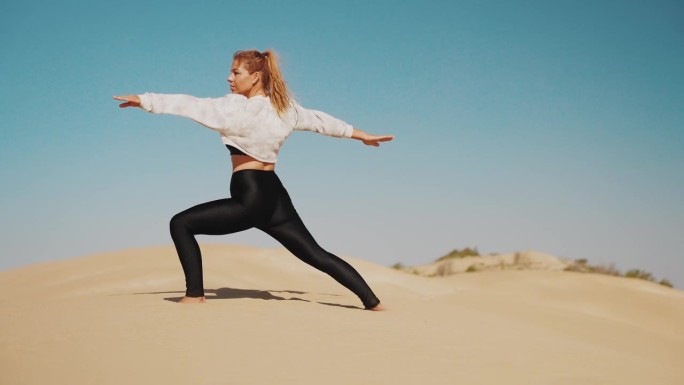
[1,1,683,286]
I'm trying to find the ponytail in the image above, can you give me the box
[233,49,291,116]
[263,50,290,116]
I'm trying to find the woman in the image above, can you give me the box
[114,49,392,311]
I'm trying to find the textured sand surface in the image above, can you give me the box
[1,244,683,385]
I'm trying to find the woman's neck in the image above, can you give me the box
[247,86,267,98]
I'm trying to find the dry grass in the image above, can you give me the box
[433,262,454,277]
[565,259,674,288]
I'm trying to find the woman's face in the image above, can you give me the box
[227,60,257,97]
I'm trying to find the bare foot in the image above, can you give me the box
[178,296,206,304]
[367,303,385,311]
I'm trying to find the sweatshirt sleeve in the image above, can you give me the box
[291,102,354,138]
[138,93,243,133]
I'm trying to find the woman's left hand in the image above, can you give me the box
[362,134,395,147]
[113,95,141,108]
[352,128,395,147]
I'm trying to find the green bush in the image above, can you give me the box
[625,269,655,282]
[436,247,480,262]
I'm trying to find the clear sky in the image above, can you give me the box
[1,1,683,286]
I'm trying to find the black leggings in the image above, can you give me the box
[169,169,381,309]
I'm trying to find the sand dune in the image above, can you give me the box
[1,244,683,385]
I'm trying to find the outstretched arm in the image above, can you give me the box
[351,128,395,147]
[113,93,243,133]
[292,103,394,146]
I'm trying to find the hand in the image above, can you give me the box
[351,128,394,147]
[361,133,395,147]
[113,95,141,108]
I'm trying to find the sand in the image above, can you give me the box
[1,244,683,385]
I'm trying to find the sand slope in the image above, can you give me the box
[1,244,683,385]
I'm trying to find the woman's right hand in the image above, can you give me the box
[113,95,141,108]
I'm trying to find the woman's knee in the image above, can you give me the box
[169,211,191,235]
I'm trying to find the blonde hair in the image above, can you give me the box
[233,49,291,116]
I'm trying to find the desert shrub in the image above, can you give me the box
[564,264,584,272]
[565,261,620,276]
[466,265,478,273]
[625,269,655,282]
[588,263,622,276]
[433,262,453,277]
[436,247,480,262]
[391,263,404,270]
[513,252,522,265]
[564,259,676,287]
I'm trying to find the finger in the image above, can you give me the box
[114,95,137,102]
[370,135,394,142]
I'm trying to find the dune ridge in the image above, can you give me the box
[401,249,571,276]
[1,244,683,384]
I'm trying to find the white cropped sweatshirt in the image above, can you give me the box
[138,93,354,163]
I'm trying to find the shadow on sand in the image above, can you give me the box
[131,287,362,310]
